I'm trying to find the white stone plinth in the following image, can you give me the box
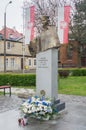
[36,48,58,99]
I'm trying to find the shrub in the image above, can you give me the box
[71,69,86,76]
[58,70,69,78]
[0,74,36,86]
[58,68,86,76]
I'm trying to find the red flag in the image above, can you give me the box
[25,6,35,44]
[58,6,70,44]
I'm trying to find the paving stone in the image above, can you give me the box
[0,95,22,113]
[0,90,86,130]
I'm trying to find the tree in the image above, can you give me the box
[26,0,69,33]
[69,0,86,67]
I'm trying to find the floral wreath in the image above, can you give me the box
[20,90,58,120]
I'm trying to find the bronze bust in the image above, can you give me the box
[29,16,60,56]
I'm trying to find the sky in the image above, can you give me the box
[0,0,25,33]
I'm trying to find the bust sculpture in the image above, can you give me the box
[37,16,60,52]
[29,15,60,56]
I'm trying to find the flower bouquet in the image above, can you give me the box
[20,95,58,120]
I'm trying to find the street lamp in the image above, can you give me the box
[4,1,12,73]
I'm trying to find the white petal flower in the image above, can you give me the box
[23,108,27,113]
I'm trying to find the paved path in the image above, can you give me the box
[0,95,22,113]
[0,87,36,113]
[0,88,86,130]
[0,87,86,113]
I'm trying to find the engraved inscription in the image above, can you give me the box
[38,57,48,68]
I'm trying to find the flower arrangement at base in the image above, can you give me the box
[20,95,58,120]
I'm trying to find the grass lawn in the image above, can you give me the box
[14,76,86,96]
[0,76,86,96]
[58,76,86,96]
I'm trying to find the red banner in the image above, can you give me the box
[58,6,70,44]
[30,6,35,41]
[25,6,35,44]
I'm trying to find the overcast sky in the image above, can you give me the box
[0,0,25,33]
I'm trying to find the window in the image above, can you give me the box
[67,44,73,59]
[34,59,36,66]
[6,58,8,67]
[7,42,11,49]
[29,59,31,66]
[11,58,15,67]
[0,34,3,39]
[7,42,14,49]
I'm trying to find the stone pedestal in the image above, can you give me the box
[36,48,58,99]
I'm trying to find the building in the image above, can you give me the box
[0,27,36,72]
[1,27,85,72]
[59,40,86,68]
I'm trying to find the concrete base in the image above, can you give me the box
[53,99,65,112]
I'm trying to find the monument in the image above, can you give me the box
[19,16,65,121]
[36,16,65,111]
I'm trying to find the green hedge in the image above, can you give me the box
[0,74,36,86]
[59,68,86,76]
[70,69,86,76]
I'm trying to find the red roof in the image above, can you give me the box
[0,27,23,40]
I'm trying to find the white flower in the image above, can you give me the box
[32,97,36,102]
[23,108,27,113]
[27,110,32,114]
[44,106,47,111]
[38,103,42,107]
[39,111,45,115]
[39,106,43,111]
[37,107,40,111]
[20,95,55,120]
[32,106,36,112]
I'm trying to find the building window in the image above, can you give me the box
[34,59,36,66]
[7,42,14,49]
[0,34,3,39]
[29,59,31,66]
[6,58,8,67]
[7,41,11,49]
[11,58,15,67]
[67,44,73,59]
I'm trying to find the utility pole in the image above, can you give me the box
[4,1,12,73]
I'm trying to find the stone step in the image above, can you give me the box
[55,102,65,112]
[54,99,60,104]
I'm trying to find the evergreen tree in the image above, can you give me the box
[69,0,86,67]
